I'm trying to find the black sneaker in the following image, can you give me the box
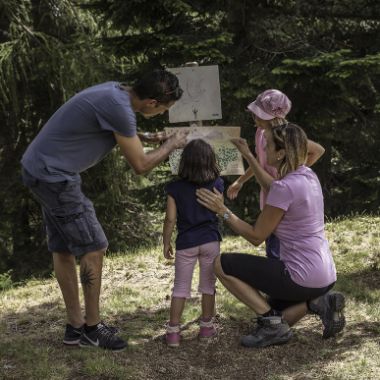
[309,291,346,339]
[63,324,83,345]
[84,317,119,334]
[240,316,293,348]
[79,322,127,351]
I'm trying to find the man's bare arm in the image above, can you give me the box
[114,131,187,174]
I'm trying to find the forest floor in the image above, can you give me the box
[1,215,379,380]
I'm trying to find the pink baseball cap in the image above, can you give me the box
[247,89,292,120]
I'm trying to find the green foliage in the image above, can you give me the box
[0,0,105,277]
[0,0,156,278]
[83,0,233,87]
[217,0,380,217]
[0,270,13,291]
[272,47,380,213]
[0,0,379,278]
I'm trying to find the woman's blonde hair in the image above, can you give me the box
[270,123,308,178]
[269,117,288,127]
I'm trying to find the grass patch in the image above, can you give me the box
[0,215,379,379]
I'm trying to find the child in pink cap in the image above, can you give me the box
[227,89,325,259]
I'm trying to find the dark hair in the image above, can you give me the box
[132,69,183,104]
[178,139,220,185]
[270,123,308,178]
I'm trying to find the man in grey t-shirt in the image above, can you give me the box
[21,69,187,351]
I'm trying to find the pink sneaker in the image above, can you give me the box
[165,324,181,347]
[199,319,217,339]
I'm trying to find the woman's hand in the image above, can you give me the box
[230,138,253,160]
[163,243,174,260]
[227,181,243,200]
[196,187,226,215]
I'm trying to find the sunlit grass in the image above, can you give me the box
[0,215,379,380]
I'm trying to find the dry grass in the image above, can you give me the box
[0,215,379,379]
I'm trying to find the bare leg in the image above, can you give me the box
[282,303,308,326]
[53,252,84,327]
[169,297,186,325]
[201,294,215,320]
[214,256,270,315]
[79,249,105,326]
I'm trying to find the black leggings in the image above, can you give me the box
[221,253,334,311]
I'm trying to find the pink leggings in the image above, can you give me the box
[172,241,220,298]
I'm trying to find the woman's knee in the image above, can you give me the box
[213,255,225,279]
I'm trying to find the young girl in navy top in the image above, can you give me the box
[163,139,224,347]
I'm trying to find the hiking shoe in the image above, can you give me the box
[309,291,346,339]
[199,319,217,339]
[63,324,83,345]
[310,291,346,338]
[165,324,181,348]
[240,316,293,348]
[79,322,127,351]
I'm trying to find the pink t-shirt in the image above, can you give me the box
[266,166,337,288]
[255,128,278,209]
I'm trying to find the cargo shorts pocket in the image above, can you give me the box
[51,204,94,246]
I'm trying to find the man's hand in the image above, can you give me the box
[166,130,189,150]
[138,131,168,144]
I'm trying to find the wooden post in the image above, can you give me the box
[184,62,203,128]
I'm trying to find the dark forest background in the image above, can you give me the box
[0,0,379,279]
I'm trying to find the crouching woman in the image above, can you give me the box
[196,123,345,348]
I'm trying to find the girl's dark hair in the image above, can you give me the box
[178,139,220,185]
[132,69,183,104]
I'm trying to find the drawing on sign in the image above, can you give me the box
[165,126,245,176]
[168,66,222,123]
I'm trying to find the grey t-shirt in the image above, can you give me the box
[21,82,136,182]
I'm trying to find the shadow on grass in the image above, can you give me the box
[136,316,380,380]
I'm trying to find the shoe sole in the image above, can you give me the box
[241,330,293,348]
[323,292,346,339]
[63,339,80,346]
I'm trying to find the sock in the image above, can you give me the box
[84,323,100,332]
[69,323,84,329]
